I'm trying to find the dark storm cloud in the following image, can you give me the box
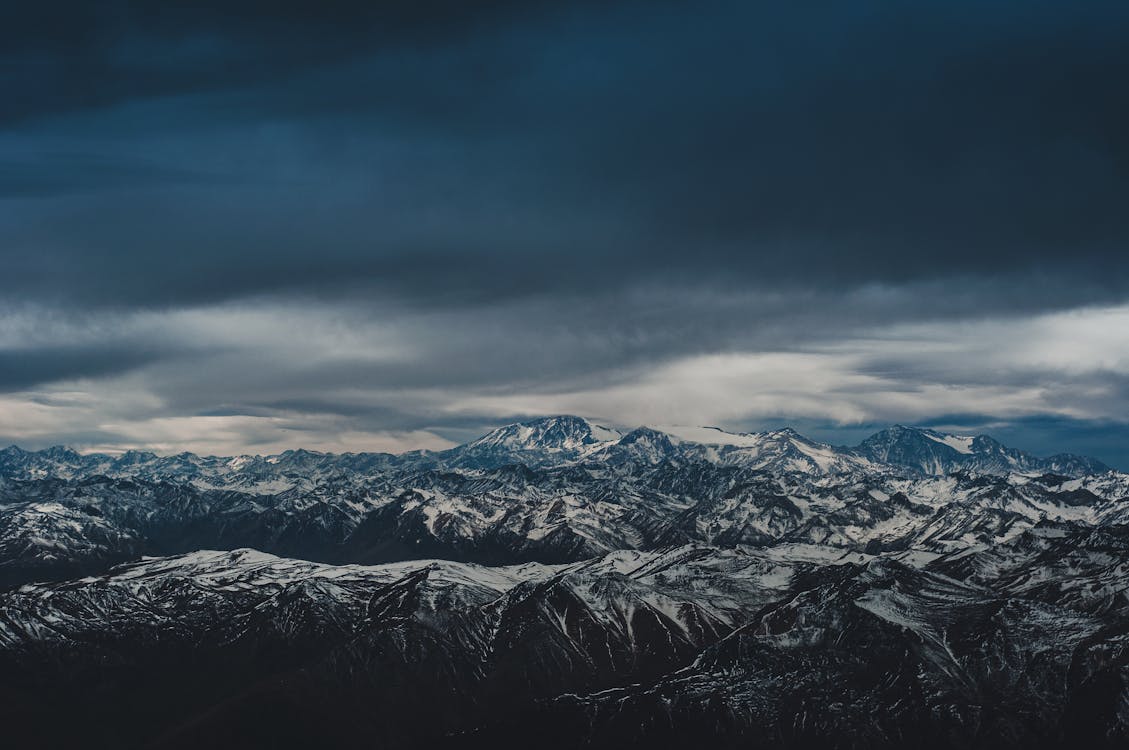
[0,0,560,126]
[0,152,216,197]
[0,345,163,390]
[2,0,1127,310]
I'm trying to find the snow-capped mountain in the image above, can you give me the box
[464,414,621,452]
[0,418,1123,590]
[2,454,1126,590]
[436,414,623,468]
[509,524,1129,750]
[672,425,883,474]
[856,424,1110,476]
[1,417,1126,748]
[0,418,1108,485]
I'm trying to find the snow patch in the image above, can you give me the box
[922,432,975,455]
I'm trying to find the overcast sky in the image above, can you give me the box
[2,1,1128,466]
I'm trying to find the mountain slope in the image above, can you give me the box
[856,425,1110,476]
[0,430,1126,590]
[3,529,1128,749]
[468,533,1129,749]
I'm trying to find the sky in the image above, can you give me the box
[2,1,1128,467]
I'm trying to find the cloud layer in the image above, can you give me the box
[2,1,1128,465]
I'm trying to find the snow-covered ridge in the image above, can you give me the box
[467,415,622,452]
[4,523,1129,749]
[1,428,1126,596]
[0,418,1119,592]
[658,425,769,447]
[0,426,1126,747]
[3,418,1109,483]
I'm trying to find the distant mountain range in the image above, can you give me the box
[1,417,1127,748]
[0,415,1111,481]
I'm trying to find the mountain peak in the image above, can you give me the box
[856,426,1109,476]
[468,415,621,452]
[41,445,84,461]
[584,426,680,465]
[765,426,803,439]
[618,426,676,446]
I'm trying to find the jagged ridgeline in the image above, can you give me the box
[1,417,1127,748]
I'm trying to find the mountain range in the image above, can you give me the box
[1,417,1127,748]
[1,417,1111,482]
